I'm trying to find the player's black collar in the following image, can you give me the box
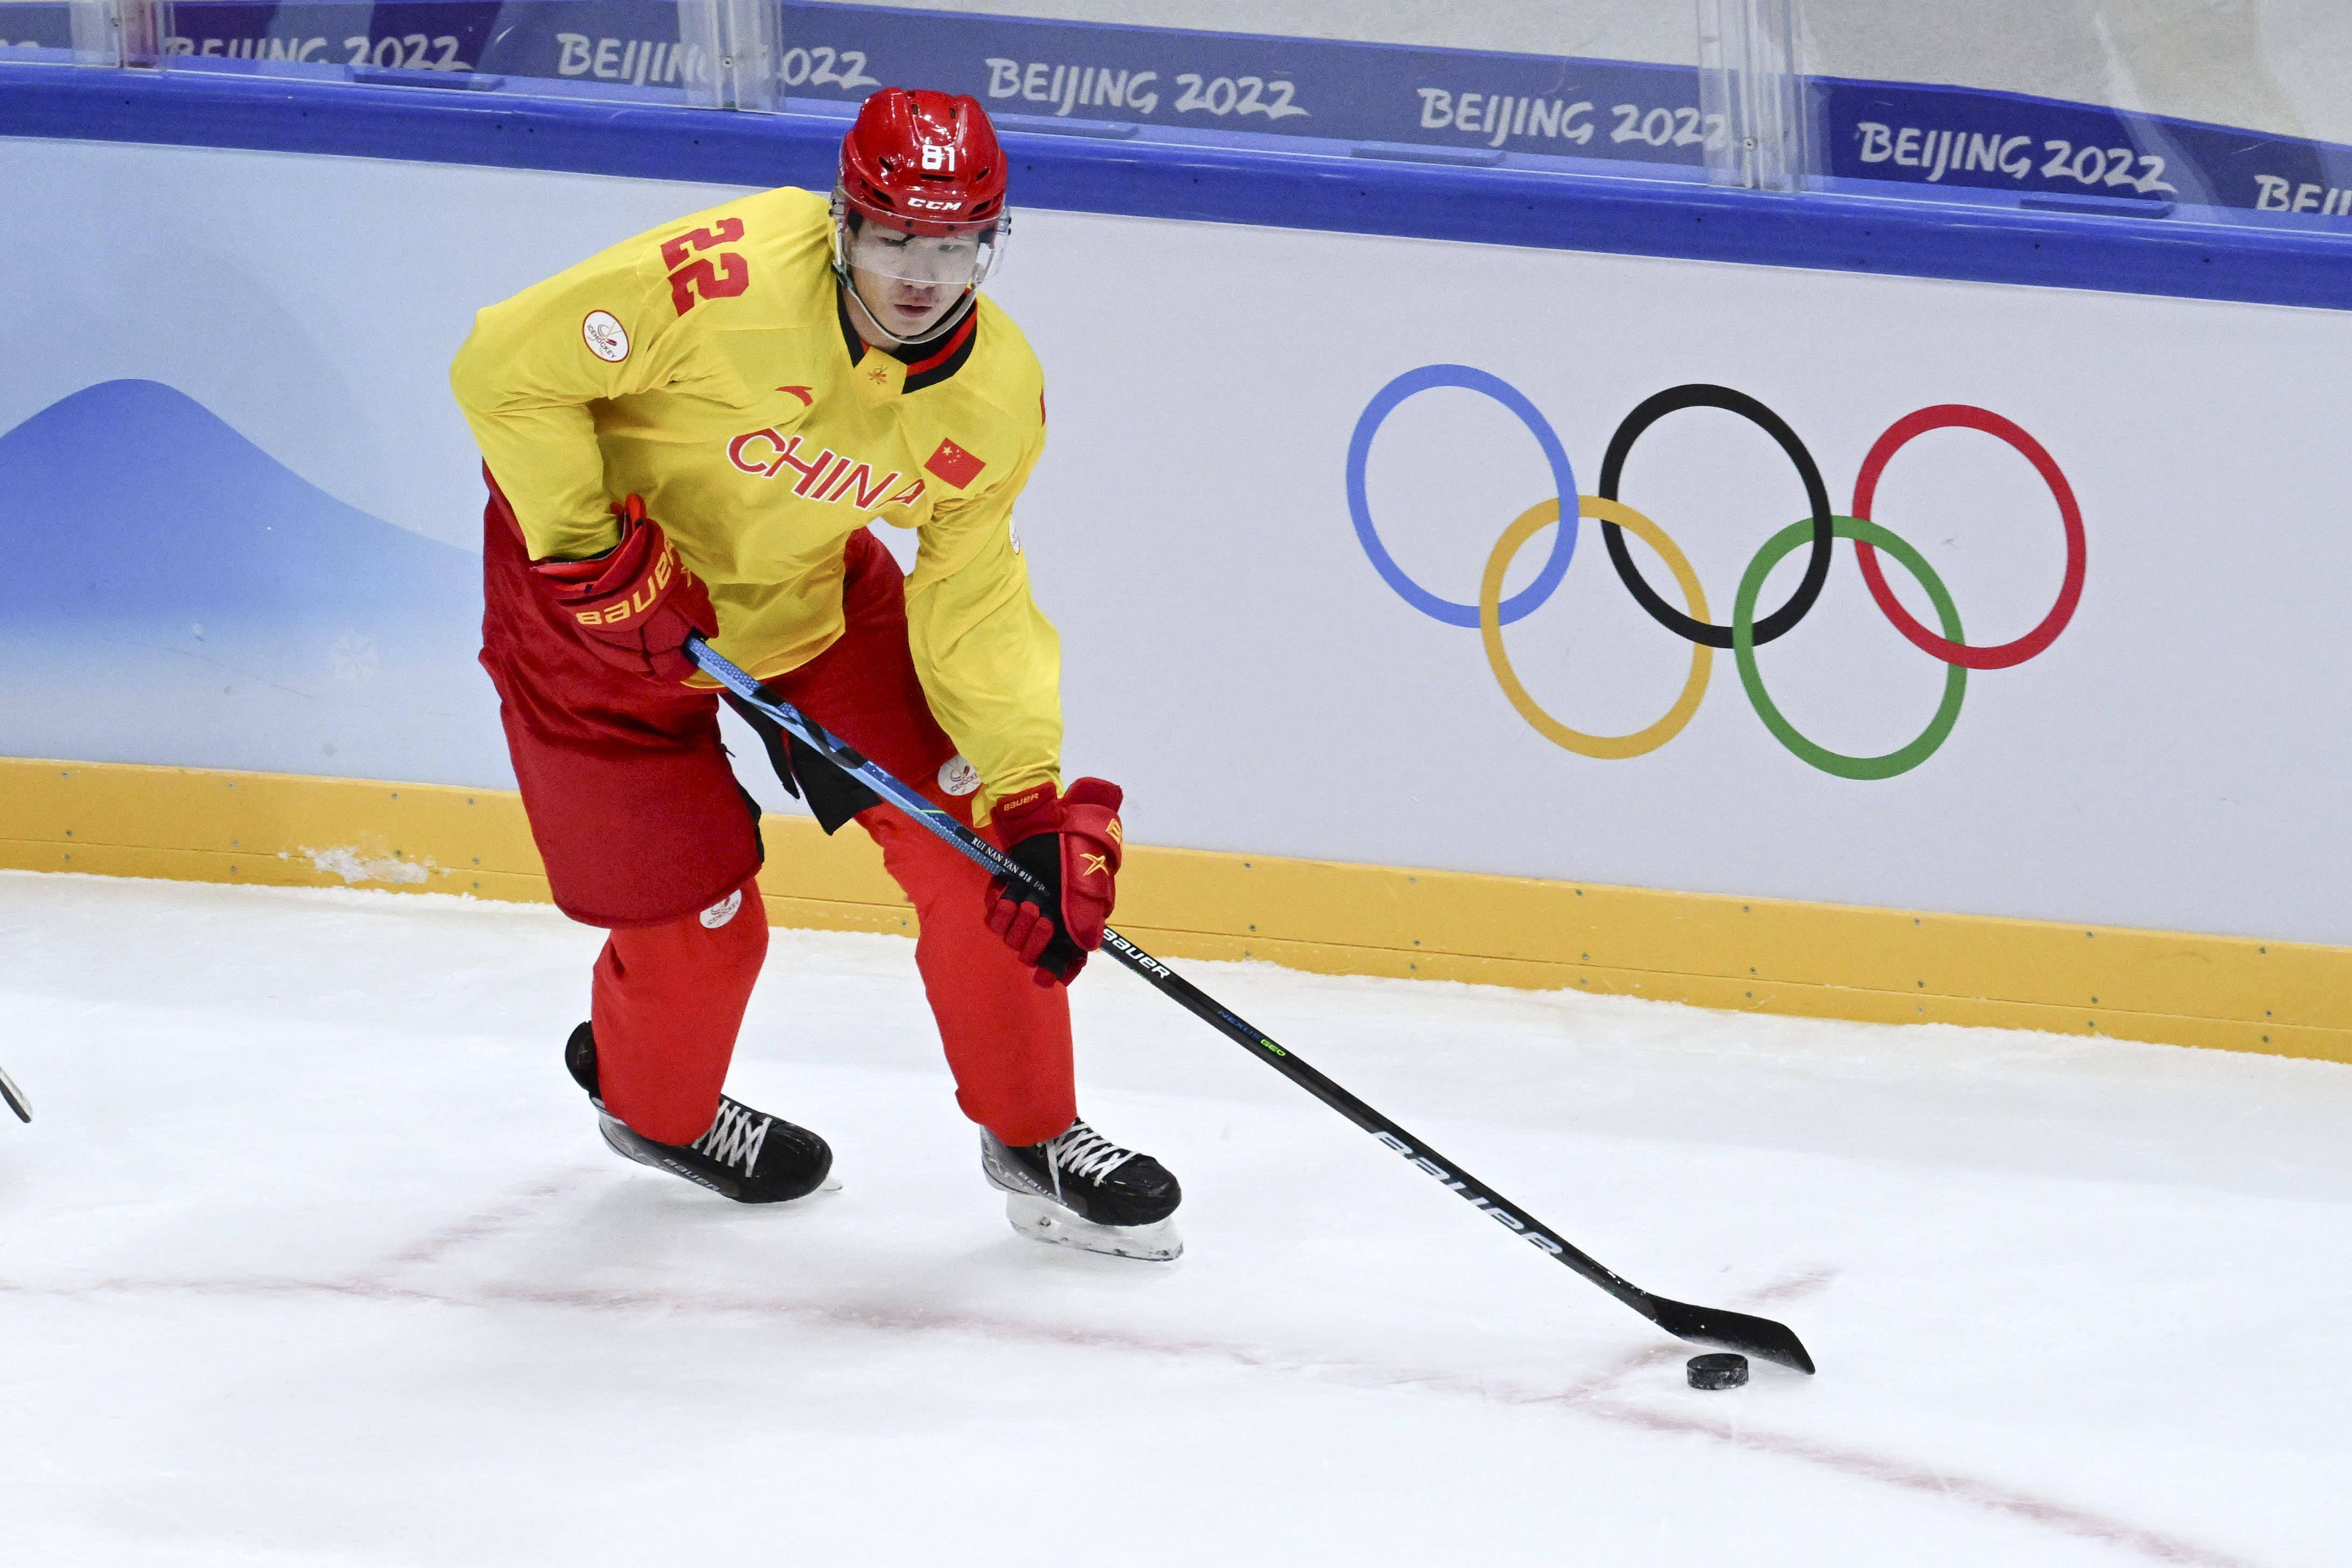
[835,286,980,392]
[900,307,979,393]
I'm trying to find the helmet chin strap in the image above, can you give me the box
[841,277,977,353]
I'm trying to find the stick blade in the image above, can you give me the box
[0,1063,27,1123]
[1648,1296,1815,1373]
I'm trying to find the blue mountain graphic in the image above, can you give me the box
[0,380,512,788]
[1,379,478,625]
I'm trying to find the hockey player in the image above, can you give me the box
[449,87,1180,1260]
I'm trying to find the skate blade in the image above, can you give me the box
[1004,1192,1182,1262]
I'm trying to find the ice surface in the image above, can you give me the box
[1,870,2345,1566]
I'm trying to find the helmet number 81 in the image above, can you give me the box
[921,143,956,171]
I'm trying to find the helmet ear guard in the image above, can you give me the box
[828,188,853,283]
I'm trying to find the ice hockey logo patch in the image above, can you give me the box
[924,438,986,489]
[582,310,630,363]
[937,755,982,797]
[699,889,744,929]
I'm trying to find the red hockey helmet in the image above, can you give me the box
[833,89,1010,344]
[837,87,1008,237]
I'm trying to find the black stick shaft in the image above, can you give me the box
[686,635,1812,1371]
[1095,928,1655,1315]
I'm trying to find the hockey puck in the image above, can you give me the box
[1686,1352,1749,1390]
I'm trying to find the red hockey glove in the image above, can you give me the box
[984,779,1125,988]
[530,495,716,684]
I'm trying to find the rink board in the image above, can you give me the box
[6,107,2352,1065]
[3,757,2343,1064]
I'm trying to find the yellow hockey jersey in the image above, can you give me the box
[450,185,1058,822]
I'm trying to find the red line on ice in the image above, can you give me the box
[0,1262,2258,1567]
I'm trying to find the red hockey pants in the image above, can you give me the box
[478,484,1076,1149]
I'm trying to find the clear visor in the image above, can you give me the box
[841,213,1005,344]
[845,219,1002,290]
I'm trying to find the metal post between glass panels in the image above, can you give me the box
[678,0,782,110]
[68,0,172,68]
[1697,0,1809,192]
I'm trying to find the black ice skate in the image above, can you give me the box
[981,1119,1182,1261]
[565,1023,833,1204]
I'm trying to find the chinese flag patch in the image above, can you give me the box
[924,438,987,489]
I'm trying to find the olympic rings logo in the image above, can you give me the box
[1345,367,2086,780]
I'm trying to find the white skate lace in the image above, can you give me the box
[1044,1120,1137,1198]
[690,1099,772,1174]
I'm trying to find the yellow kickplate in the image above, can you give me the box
[2,757,2347,1063]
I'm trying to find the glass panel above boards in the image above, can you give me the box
[1798,0,2352,231]
[19,0,2349,236]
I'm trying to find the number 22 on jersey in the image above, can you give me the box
[662,219,751,315]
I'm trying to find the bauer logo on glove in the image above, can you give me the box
[529,495,716,683]
[571,539,676,627]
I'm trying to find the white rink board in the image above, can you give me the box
[5,137,2350,941]
[1,872,2347,1566]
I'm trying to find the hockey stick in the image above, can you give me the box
[689,635,1815,1373]
[0,1061,29,1123]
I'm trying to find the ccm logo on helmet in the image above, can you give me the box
[574,542,675,626]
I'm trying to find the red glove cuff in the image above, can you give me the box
[529,496,714,683]
[990,781,1061,845]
